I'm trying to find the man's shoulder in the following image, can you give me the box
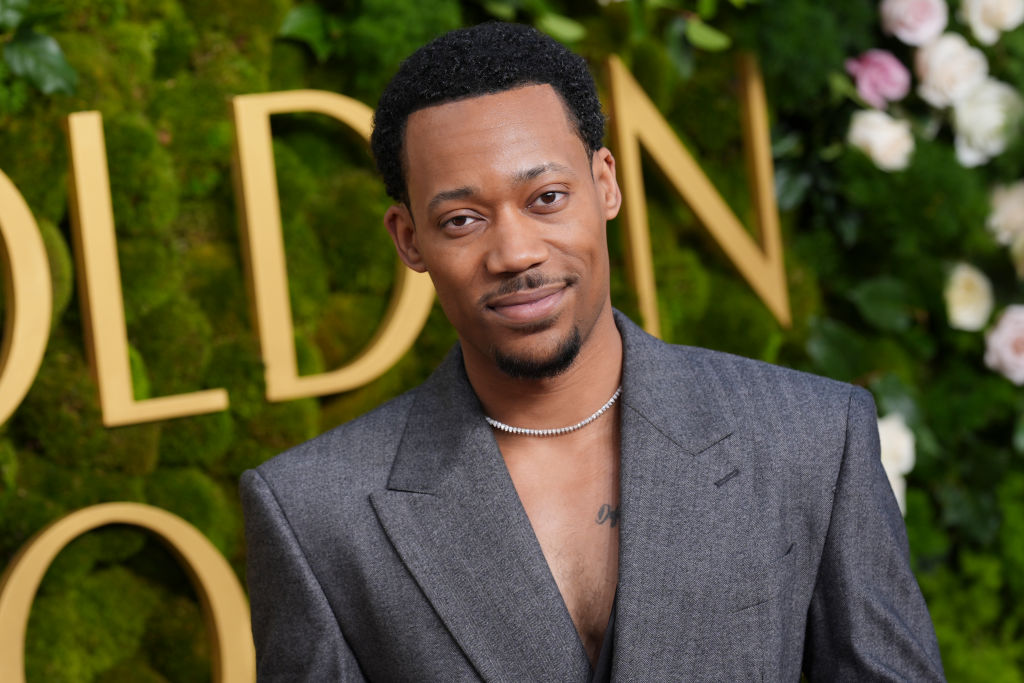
[616,309,861,411]
[678,343,859,400]
[635,334,873,451]
[244,387,420,496]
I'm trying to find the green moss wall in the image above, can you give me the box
[1,1,1023,680]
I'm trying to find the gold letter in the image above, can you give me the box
[606,55,790,335]
[66,112,229,426]
[232,91,434,402]
[0,170,52,427]
[0,503,255,683]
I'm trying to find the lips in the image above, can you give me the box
[486,283,568,323]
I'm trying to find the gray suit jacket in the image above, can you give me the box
[240,312,945,681]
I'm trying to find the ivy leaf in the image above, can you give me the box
[848,277,913,332]
[3,31,77,95]
[0,0,30,31]
[483,1,517,21]
[278,4,331,62]
[684,19,731,52]
[536,13,586,43]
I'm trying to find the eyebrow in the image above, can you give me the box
[511,162,576,185]
[426,162,577,213]
[427,186,477,212]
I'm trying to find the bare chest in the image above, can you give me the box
[500,433,620,663]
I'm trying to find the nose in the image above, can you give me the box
[483,208,549,275]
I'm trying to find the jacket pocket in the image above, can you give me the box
[723,540,797,613]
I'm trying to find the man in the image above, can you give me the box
[240,22,945,681]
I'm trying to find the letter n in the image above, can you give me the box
[606,55,790,337]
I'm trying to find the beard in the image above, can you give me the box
[492,325,582,379]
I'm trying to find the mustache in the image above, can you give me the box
[479,272,579,307]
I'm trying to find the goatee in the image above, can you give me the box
[493,326,582,379]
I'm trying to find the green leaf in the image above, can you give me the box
[806,318,868,381]
[535,13,586,43]
[483,1,517,21]
[684,19,731,52]
[3,31,77,95]
[774,166,812,211]
[772,132,803,159]
[870,373,920,424]
[697,0,718,19]
[627,0,647,41]
[278,4,331,62]
[1013,414,1024,455]
[0,0,30,31]
[664,15,694,80]
[847,277,913,332]
[827,70,859,105]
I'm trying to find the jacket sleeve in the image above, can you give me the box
[239,468,368,682]
[803,387,945,681]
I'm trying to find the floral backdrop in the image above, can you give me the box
[0,0,1023,680]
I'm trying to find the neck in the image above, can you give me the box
[462,305,623,432]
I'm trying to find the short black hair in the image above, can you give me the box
[370,22,605,203]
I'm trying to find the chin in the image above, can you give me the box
[492,325,582,380]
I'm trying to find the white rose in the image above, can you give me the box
[987,181,1024,245]
[953,78,1024,166]
[986,305,1024,384]
[847,110,915,171]
[877,412,915,515]
[960,0,1024,45]
[880,0,948,46]
[915,33,989,108]
[945,262,995,330]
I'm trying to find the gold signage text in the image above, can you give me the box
[0,170,51,426]
[0,503,255,683]
[231,90,435,401]
[607,54,790,334]
[0,57,789,428]
[67,112,231,426]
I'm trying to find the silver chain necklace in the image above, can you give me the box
[484,386,622,437]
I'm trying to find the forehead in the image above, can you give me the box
[402,84,588,205]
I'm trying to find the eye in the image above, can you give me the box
[531,190,567,210]
[441,213,481,231]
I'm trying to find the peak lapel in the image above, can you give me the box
[610,313,738,678]
[370,347,591,682]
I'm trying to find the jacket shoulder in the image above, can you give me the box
[243,389,418,497]
[666,343,874,454]
[682,344,862,404]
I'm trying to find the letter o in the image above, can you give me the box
[0,169,52,427]
[0,502,255,682]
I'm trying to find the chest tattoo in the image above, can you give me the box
[595,504,621,527]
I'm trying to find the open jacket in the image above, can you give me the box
[240,312,945,681]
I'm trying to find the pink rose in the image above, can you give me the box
[845,50,911,109]
[985,305,1024,384]
[880,0,948,46]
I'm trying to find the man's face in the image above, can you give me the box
[385,84,621,379]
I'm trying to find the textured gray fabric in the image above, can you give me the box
[240,311,945,681]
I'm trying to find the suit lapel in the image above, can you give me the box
[610,312,737,679]
[370,347,591,682]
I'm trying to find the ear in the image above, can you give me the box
[592,147,622,220]
[385,204,428,273]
